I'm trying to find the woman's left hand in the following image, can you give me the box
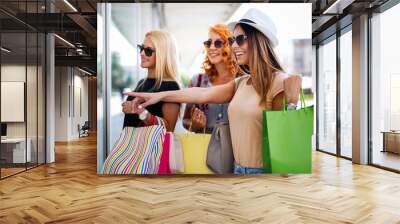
[121,97,145,114]
[190,106,207,130]
[123,92,163,110]
[122,101,135,114]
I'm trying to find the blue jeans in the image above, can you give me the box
[233,162,264,174]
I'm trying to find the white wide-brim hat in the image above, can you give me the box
[228,8,278,47]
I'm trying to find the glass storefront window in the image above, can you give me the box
[1,30,28,177]
[371,3,400,171]
[317,37,337,155]
[0,1,46,179]
[109,4,143,156]
[340,29,352,158]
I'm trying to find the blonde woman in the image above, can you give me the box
[122,30,180,132]
[124,9,301,174]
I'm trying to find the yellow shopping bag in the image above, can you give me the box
[176,133,213,174]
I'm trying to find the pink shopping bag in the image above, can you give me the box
[158,132,171,174]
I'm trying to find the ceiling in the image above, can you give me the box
[310,0,390,43]
[0,0,394,75]
[0,0,98,73]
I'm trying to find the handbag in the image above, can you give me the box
[206,122,234,174]
[205,75,246,174]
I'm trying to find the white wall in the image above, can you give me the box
[71,72,89,138]
[54,67,89,141]
[1,65,26,138]
[1,64,46,164]
[1,65,41,139]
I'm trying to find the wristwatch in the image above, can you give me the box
[286,103,297,110]
[139,109,149,120]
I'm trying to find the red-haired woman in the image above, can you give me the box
[182,24,240,133]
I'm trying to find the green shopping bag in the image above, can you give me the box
[262,90,314,174]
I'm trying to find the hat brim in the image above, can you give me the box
[227,21,278,47]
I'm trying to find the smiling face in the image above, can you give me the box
[232,25,249,65]
[140,36,156,69]
[205,32,224,65]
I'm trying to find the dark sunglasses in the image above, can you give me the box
[228,35,248,46]
[137,44,155,57]
[203,39,225,49]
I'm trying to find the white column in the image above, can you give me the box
[46,33,55,163]
[97,3,110,172]
[352,14,369,164]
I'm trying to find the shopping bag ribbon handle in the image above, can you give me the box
[188,120,206,134]
[282,88,306,111]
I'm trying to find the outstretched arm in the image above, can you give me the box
[124,80,236,111]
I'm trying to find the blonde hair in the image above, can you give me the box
[145,30,179,89]
[239,23,284,107]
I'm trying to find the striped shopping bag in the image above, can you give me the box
[101,125,166,175]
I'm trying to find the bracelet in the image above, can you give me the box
[139,109,149,120]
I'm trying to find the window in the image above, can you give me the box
[317,37,337,154]
[0,1,46,179]
[340,29,352,158]
[371,3,400,171]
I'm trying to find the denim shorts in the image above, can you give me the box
[233,162,264,174]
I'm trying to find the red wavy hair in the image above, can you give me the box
[202,24,239,81]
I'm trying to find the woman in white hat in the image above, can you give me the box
[124,9,301,174]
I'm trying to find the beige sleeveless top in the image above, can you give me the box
[227,72,288,168]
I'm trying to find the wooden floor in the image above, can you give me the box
[1,163,44,178]
[1,167,26,178]
[1,135,400,224]
[373,151,400,171]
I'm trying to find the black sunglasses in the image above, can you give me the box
[137,44,155,57]
[203,39,225,49]
[228,35,248,46]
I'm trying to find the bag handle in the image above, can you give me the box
[282,88,306,112]
[196,74,203,87]
[149,114,166,128]
[215,127,221,141]
[188,119,206,134]
[235,75,249,92]
[300,89,306,108]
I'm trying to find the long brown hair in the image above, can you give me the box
[239,23,284,107]
[202,24,238,81]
